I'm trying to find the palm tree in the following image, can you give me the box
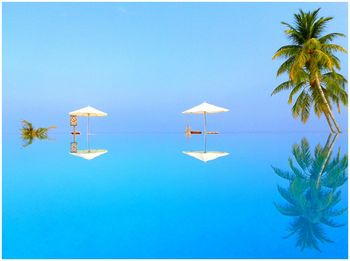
[272,135,347,251]
[272,8,347,133]
[21,120,56,147]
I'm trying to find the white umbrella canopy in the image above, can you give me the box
[182,102,229,114]
[182,102,229,133]
[69,106,107,135]
[70,149,108,160]
[183,151,229,163]
[69,106,107,117]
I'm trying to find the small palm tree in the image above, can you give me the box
[21,120,56,147]
[272,9,347,133]
[273,135,347,251]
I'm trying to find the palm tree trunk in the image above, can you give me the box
[315,77,342,133]
[324,110,336,133]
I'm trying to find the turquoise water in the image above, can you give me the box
[2,132,348,258]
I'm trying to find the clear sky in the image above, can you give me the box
[3,2,348,133]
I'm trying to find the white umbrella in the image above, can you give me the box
[70,149,108,160]
[69,105,108,117]
[183,151,229,163]
[182,102,229,134]
[69,106,107,136]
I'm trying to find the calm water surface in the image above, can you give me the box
[2,132,348,258]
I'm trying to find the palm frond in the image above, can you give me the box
[319,32,346,43]
[271,80,294,96]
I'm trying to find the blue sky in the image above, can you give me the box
[3,2,348,133]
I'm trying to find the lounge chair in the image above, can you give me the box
[206,131,219,134]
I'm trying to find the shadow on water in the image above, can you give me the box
[20,120,56,148]
[273,134,348,252]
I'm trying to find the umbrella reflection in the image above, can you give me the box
[183,133,229,163]
[273,134,347,252]
[70,149,108,160]
[183,151,229,163]
[69,133,108,160]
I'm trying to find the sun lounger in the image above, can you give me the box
[206,131,219,134]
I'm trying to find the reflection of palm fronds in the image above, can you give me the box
[273,135,347,251]
[284,217,333,252]
[322,149,348,189]
[21,120,56,147]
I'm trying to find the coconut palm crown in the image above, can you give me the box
[272,8,347,133]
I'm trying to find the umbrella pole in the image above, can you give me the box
[88,134,90,152]
[87,114,90,136]
[204,112,207,152]
[87,114,90,151]
[73,126,76,142]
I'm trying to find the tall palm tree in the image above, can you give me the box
[272,135,347,251]
[272,8,347,133]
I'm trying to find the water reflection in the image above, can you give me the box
[69,133,108,160]
[183,133,229,163]
[20,120,56,147]
[273,134,347,251]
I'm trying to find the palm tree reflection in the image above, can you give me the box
[273,134,347,251]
